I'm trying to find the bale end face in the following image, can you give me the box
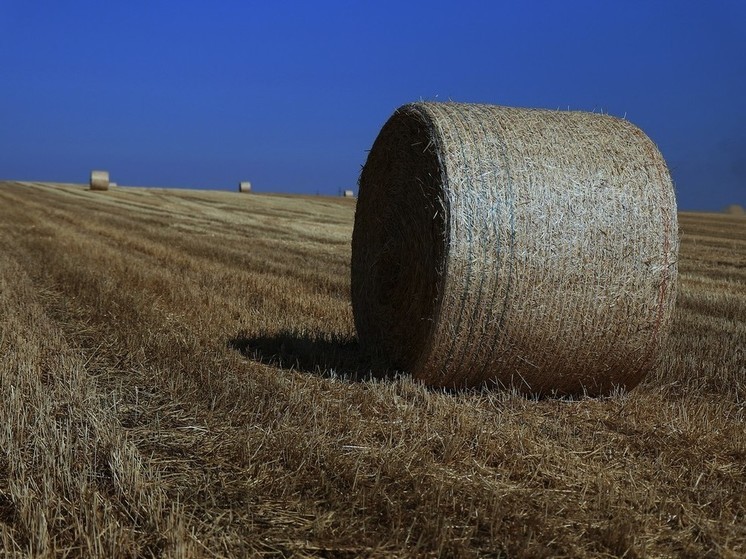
[352,108,446,377]
[239,181,252,193]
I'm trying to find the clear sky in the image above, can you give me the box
[1,0,744,210]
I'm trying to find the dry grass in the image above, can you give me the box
[0,180,744,558]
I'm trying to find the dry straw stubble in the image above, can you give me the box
[89,170,110,191]
[352,102,679,395]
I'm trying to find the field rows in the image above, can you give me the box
[0,181,744,557]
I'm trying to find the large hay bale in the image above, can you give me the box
[352,102,679,395]
[239,181,252,193]
[89,170,109,191]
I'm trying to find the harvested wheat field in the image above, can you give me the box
[0,180,744,558]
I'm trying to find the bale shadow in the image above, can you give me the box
[227,332,613,399]
[227,331,391,382]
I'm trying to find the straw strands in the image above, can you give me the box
[89,170,110,191]
[352,102,679,395]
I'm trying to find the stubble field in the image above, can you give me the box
[0,180,744,558]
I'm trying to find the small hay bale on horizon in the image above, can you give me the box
[352,102,679,396]
[724,204,744,215]
[239,181,252,193]
[343,189,355,198]
[89,170,109,191]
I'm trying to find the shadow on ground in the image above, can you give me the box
[228,332,391,382]
[228,333,549,396]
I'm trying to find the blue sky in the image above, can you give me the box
[1,1,744,209]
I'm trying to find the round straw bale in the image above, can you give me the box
[239,181,252,193]
[351,102,679,395]
[89,170,109,191]
[724,204,744,215]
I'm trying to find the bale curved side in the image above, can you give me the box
[90,170,109,191]
[352,102,679,395]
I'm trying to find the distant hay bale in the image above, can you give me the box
[89,170,109,191]
[352,102,679,395]
[109,181,118,187]
[724,204,744,215]
[343,189,355,198]
[239,181,252,193]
